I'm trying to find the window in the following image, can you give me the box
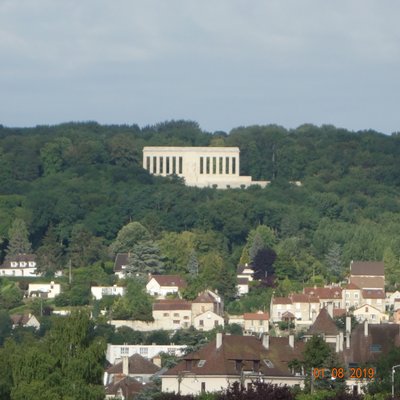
[121,347,129,355]
[212,157,216,174]
[232,157,236,174]
[235,360,242,371]
[183,316,189,320]
[201,382,206,393]
[346,293,350,299]
[247,383,252,391]
[173,320,180,324]
[178,157,183,174]
[198,360,206,367]
[199,320,204,327]
[206,157,210,174]
[200,157,204,174]
[370,344,382,352]
[214,320,219,327]
[354,293,359,299]
[263,359,274,368]
[219,157,223,174]
[371,314,376,320]
[173,313,179,317]
[163,313,169,317]
[139,347,148,356]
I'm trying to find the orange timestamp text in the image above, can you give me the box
[313,367,375,380]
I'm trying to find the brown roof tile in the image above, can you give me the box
[307,308,339,336]
[362,289,385,299]
[153,299,192,311]
[350,276,384,290]
[105,376,145,397]
[163,334,304,378]
[273,297,292,305]
[243,311,269,321]
[106,354,160,375]
[350,261,384,276]
[303,287,342,299]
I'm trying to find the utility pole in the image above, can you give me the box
[68,259,72,285]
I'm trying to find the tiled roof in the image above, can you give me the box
[114,253,129,272]
[106,353,160,375]
[163,334,304,378]
[273,297,292,305]
[10,314,32,326]
[243,311,269,321]
[343,324,400,365]
[362,289,385,299]
[105,376,145,398]
[350,276,384,290]
[282,311,295,319]
[303,287,342,299]
[344,282,360,290]
[307,308,339,336]
[149,275,187,288]
[153,299,192,311]
[194,291,218,303]
[236,264,254,274]
[2,254,36,268]
[350,261,384,276]
[333,308,346,318]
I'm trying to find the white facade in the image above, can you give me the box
[91,285,126,300]
[146,279,181,298]
[143,146,269,189]
[106,344,187,365]
[28,282,61,298]
[193,311,224,331]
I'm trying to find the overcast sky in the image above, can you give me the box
[1,0,399,134]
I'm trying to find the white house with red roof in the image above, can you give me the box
[0,254,39,277]
[243,310,269,334]
[146,275,187,298]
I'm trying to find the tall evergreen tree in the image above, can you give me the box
[187,249,199,276]
[127,240,164,278]
[6,218,31,258]
[36,224,64,274]
[325,243,343,281]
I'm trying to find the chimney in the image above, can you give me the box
[346,316,352,334]
[262,334,269,350]
[327,303,333,318]
[122,356,129,376]
[336,335,340,353]
[289,334,294,349]
[339,332,344,352]
[216,332,223,349]
[346,331,351,349]
[364,319,369,337]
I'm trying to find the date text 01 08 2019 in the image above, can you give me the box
[313,368,375,380]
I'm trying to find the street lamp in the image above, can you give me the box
[391,364,400,398]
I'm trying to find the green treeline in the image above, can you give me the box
[1,120,400,294]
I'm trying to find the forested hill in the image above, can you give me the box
[1,120,400,289]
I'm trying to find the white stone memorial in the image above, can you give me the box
[142,146,269,189]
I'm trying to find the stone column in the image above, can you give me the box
[222,156,226,175]
[149,156,154,173]
[156,156,160,174]
[235,156,239,176]
[216,157,220,174]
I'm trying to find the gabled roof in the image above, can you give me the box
[290,293,319,303]
[105,376,145,398]
[193,291,219,303]
[236,264,254,274]
[10,314,36,326]
[114,253,129,272]
[272,297,292,305]
[344,282,360,290]
[106,353,160,375]
[349,276,384,290]
[153,299,192,311]
[163,334,304,378]
[350,261,384,276]
[353,304,383,314]
[343,324,400,365]
[148,275,187,288]
[333,308,346,318]
[303,287,342,299]
[307,308,339,336]
[244,311,269,321]
[362,289,385,299]
[2,254,36,268]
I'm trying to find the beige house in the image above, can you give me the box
[193,311,224,331]
[361,289,385,313]
[270,297,293,322]
[191,290,223,317]
[161,333,305,395]
[349,261,385,290]
[342,283,362,311]
[303,286,343,309]
[28,281,61,299]
[243,311,269,334]
[146,275,186,298]
[153,299,192,329]
[353,304,387,323]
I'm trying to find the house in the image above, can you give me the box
[192,290,223,317]
[353,304,387,323]
[236,264,254,296]
[342,282,362,311]
[106,343,187,365]
[104,353,160,385]
[0,254,39,277]
[161,333,305,395]
[349,261,384,290]
[105,376,146,400]
[243,311,269,335]
[237,278,250,296]
[28,281,61,299]
[114,253,130,279]
[386,291,400,311]
[303,286,343,309]
[270,297,293,322]
[91,285,125,300]
[361,289,385,313]
[152,299,192,330]
[303,308,340,346]
[146,275,186,298]
[10,314,40,330]
[193,310,224,331]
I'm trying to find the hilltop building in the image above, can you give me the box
[142,146,269,189]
